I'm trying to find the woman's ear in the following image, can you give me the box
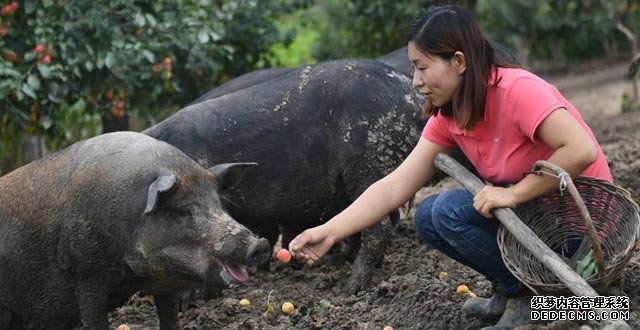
[452,51,466,75]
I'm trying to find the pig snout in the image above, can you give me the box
[246,238,270,267]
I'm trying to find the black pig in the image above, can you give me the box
[144,59,424,293]
[0,131,270,330]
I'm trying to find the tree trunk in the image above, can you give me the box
[616,21,639,105]
[22,135,47,163]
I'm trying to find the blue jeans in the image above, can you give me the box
[414,188,522,294]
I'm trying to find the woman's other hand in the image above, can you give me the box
[473,186,518,218]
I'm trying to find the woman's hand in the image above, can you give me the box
[473,186,518,218]
[288,225,336,266]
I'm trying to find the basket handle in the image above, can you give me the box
[532,160,606,277]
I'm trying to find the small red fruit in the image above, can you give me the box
[276,248,291,263]
[1,4,13,16]
[0,23,8,37]
[112,99,125,118]
[39,55,51,65]
[1,1,17,16]
[163,57,172,71]
[152,63,162,73]
[33,44,44,54]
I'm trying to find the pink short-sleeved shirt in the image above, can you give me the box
[422,67,612,185]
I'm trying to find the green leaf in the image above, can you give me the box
[24,53,36,61]
[143,50,155,62]
[48,92,63,103]
[198,31,210,43]
[105,53,115,69]
[134,13,146,27]
[85,44,95,56]
[24,1,36,14]
[210,31,222,41]
[145,14,157,27]
[37,64,53,78]
[63,22,74,32]
[70,99,87,112]
[581,259,597,279]
[21,84,36,99]
[112,39,125,49]
[85,61,94,72]
[42,0,53,7]
[575,249,594,274]
[0,81,13,99]
[27,75,41,91]
[0,67,20,78]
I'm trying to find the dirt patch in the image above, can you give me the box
[110,61,640,329]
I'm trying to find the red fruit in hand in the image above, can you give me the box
[276,249,291,263]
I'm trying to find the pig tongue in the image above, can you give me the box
[223,262,249,283]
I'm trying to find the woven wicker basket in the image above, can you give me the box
[497,161,640,295]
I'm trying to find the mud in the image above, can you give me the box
[110,61,640,330]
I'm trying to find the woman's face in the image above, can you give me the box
[408,42,464,107]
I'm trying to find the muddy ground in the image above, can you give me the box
[110,60,640,330]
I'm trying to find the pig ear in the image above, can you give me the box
[144,175,177,214]
[208,162,258,190]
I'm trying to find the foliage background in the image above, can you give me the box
[1,0,639,174]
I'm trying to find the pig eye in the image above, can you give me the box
[172,206,192,217]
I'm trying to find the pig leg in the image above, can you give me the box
[76,280,110,330]
[344,215,392,293]
[0,305,23,330]
[155,294,180,330]
[0,306,10,330]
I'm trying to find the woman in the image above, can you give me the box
[289,5,612,329]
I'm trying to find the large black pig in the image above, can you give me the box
[0,131,270,330]
[144,59,424,293]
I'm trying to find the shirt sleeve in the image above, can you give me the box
[507,77,565,142]
[421,113,456,147]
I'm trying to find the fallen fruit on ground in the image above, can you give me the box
[239,298,250,306]
[438,271,448,280]
[383,325,394,330]
[466,291,477,298]
[115,325,130,330]
[456,284,469,294]
[276,248,292,263]
[281,302,295,315]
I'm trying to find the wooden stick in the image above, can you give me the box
[433,153,630,328]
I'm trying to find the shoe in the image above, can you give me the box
[461,292,507,320]
[479,296,536,330]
